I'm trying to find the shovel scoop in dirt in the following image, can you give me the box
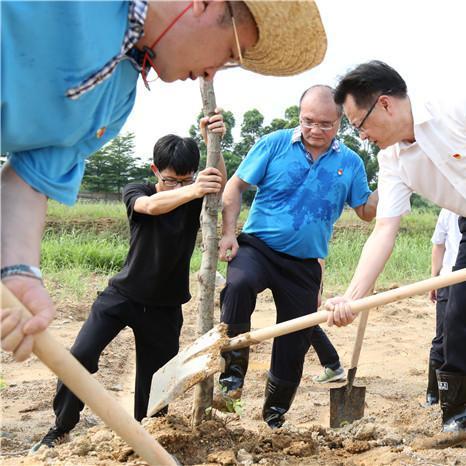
[329,310,369,428]
[148,325,230,415]
[147,269,466,418]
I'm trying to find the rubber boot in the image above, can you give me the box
[218,347,250,398]
[424,359,442,406]
[218,324,250,396]
[437,371,466,432]
[262,374,298,429]
[214,324,250,411]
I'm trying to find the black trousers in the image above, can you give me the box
[442,216,466,374]
[53,286,183,432]
[429,286,449,364]
[220,234,340,385]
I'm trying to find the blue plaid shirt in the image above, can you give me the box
[1,1,148,204]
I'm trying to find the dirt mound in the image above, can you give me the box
[2,287,466,465]
[21,414,466,466]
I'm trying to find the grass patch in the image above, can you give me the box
[325,209,436,293]
[41,201,438,300]
[47,200,125,221]
[42,231,127,273]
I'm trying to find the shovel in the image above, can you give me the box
[1,284,177,466]
[147,269,466,416]
[329,309,369,427]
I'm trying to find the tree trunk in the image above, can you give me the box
[191,79,222,427]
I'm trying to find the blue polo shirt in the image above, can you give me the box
[238,128,371,259]
[1,1,140,205]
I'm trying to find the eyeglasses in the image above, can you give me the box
[220,2,244,70]
[355,90,392,132]
[157,172,195,188]
[300,118,339,131]
[356,95,381,132]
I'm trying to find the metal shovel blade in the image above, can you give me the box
[329,367,366,428]
[147,324,229,416]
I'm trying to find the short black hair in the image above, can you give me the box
[152,135,200,175]
[335,60,408,108]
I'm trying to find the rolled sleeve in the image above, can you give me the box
[431,211,448,245]
[9,146,87,205]
[236,136,271,186]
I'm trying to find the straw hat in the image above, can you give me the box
[242,1,327,76]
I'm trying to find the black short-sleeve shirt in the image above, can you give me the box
[109,183,203,306]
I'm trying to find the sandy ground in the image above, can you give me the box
[1,278,466,465]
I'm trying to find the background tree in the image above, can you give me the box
[233,108,265,158]
[189,110,238,179]
[82,133,152,193]
[263,105,299,134]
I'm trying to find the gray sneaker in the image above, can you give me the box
[313,366,346,383]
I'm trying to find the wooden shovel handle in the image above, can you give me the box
[225,268,466,351]
[1,284,176,466]
[350,310,369,369]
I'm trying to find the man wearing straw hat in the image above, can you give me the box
[326,61,466,433]
[1,1,327,362]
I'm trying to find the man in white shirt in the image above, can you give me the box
[325,61,466,433]
[426,209,461,406]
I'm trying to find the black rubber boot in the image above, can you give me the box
[218,347,250,397]
[218,324,251,398]
[425,359,442,406]
[438,371,466,432]
[262,374,298,429]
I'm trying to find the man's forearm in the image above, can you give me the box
[431,244,445,277]
[344,217,399,300]
[137,185,198,216]
[1,164,47,268]
[356,189,379,222]
[221,183,243,237]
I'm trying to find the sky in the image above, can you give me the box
[123,0,466,159]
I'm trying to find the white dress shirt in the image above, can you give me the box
[376,93,466,218]
[431,209,462,274]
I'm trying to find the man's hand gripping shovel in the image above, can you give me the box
[148,269,466,417]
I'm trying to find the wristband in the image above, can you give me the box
[1,264,43,282]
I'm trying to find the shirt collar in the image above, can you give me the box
[66,0,148,100]
[410,97,433,126]
[399,96,434,151]
[291,126,341,152]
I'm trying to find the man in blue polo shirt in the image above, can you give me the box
[0,1,328,362]
[217,85,378,428]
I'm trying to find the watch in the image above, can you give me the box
[1,264,43,281]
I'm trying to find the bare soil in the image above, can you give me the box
[2,278,465,465]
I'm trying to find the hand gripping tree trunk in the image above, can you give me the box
[191,79,222,427]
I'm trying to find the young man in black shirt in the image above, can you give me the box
[33,115,226,451]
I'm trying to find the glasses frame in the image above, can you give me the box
[356,90,392,132]
[221,2,243,70]
[156,171,196,188]
[356,95,381,131]
[300,118,339,131]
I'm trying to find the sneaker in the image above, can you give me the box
[313,366,346,384]
[30,427,70,453]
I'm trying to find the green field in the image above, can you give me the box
[43,200,438,302]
